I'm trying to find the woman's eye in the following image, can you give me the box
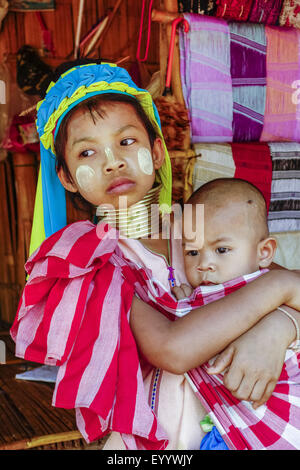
[120,138,135,146]
[187,250,199,256]
[216,247,230,254]
[80,149,95,158]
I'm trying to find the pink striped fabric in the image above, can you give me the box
[261,26,300,142]
[11,221,300,450]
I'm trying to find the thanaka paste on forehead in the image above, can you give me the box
[76,165,97,192]
[137,147,153,175]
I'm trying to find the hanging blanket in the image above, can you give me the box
[229,22,266,141]
[179,14,233,143]
[261,26,300,142]
[10,221,300,450]
[193,143,235,190]
[268,142,300,232]
[279,0,300,28]
[248,0,283,24]
[231,142,273,212]
[179,16,300,143]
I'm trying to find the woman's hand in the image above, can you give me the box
[206,308,298,408]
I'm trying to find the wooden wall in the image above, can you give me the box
[0,0,161,84]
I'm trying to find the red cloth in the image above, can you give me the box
[11,221,300,450]
[231,142,273,212]
[11,221,168,450]
[215,0,254,21]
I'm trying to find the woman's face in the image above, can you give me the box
[58,102,165,209]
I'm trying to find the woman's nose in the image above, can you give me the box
[103,152,126,175]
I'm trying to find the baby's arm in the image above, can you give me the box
[130,269,300,374]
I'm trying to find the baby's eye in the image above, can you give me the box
[120,138,135,146]
[80,149,95,158]
[216,247,230,254]
[186,250,199,256]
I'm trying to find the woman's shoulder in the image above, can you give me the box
[27,220,119,269]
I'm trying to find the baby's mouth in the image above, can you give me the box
[201,280,216,286]
[106,177,136,194]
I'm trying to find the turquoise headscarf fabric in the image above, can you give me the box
[30,63,172,255]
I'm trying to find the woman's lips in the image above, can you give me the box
[106,178,136,194]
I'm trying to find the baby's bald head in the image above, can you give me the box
[187,178,269,242]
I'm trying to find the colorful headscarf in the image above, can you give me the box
[30,62,172,255]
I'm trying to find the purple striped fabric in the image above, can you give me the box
[229,22,266,142]
[179,14,233,143]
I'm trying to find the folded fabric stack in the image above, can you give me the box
[178,0,300,27]
[179,14,300,144]
[192,142,300,268]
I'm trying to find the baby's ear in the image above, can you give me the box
[57,167,77,193]
[152,137,165,171]
[257,237,277,268]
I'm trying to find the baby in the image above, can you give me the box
[175,177,276,298]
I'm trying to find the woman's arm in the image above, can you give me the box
[130,269,300,374]
[207,306,300,407]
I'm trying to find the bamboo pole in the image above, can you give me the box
[88,0,124,56]
[0,431,83,450]
[74,0,85,58]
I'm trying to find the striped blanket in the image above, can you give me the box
[179,14,233,143]
[11,221,300,450]
[179,14,300,143]
[193,141,300,233]
[229,22,266,142]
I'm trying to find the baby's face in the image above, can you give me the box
[183,203,261,287]
[61,102,163,209]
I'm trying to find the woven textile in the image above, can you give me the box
[231,142,273,211]
[268,142,300,232]
[178,0,217,14]
[11,221,300,450]
[249,0,283,24]
[229,22,266,141]
[260,26,300,142]
[192,142,300,235]
[215,0,254,21]
[179,16,300,143]
[179,14,233,143]
[187,347,300,450]
[279,0,300,28]
[193,143,235,189]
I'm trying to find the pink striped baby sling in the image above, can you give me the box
[11,221,300,450]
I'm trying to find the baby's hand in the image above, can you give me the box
[172,284,193,300]
[206,311,287,409]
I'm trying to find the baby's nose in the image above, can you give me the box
[197,254,215,272]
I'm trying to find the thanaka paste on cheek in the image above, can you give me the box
[137,147,153,175]
[75,165,98,192]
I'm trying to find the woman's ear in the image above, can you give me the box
[152,137,165,171]
[57,167,77,193]
[257,237,277,268]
